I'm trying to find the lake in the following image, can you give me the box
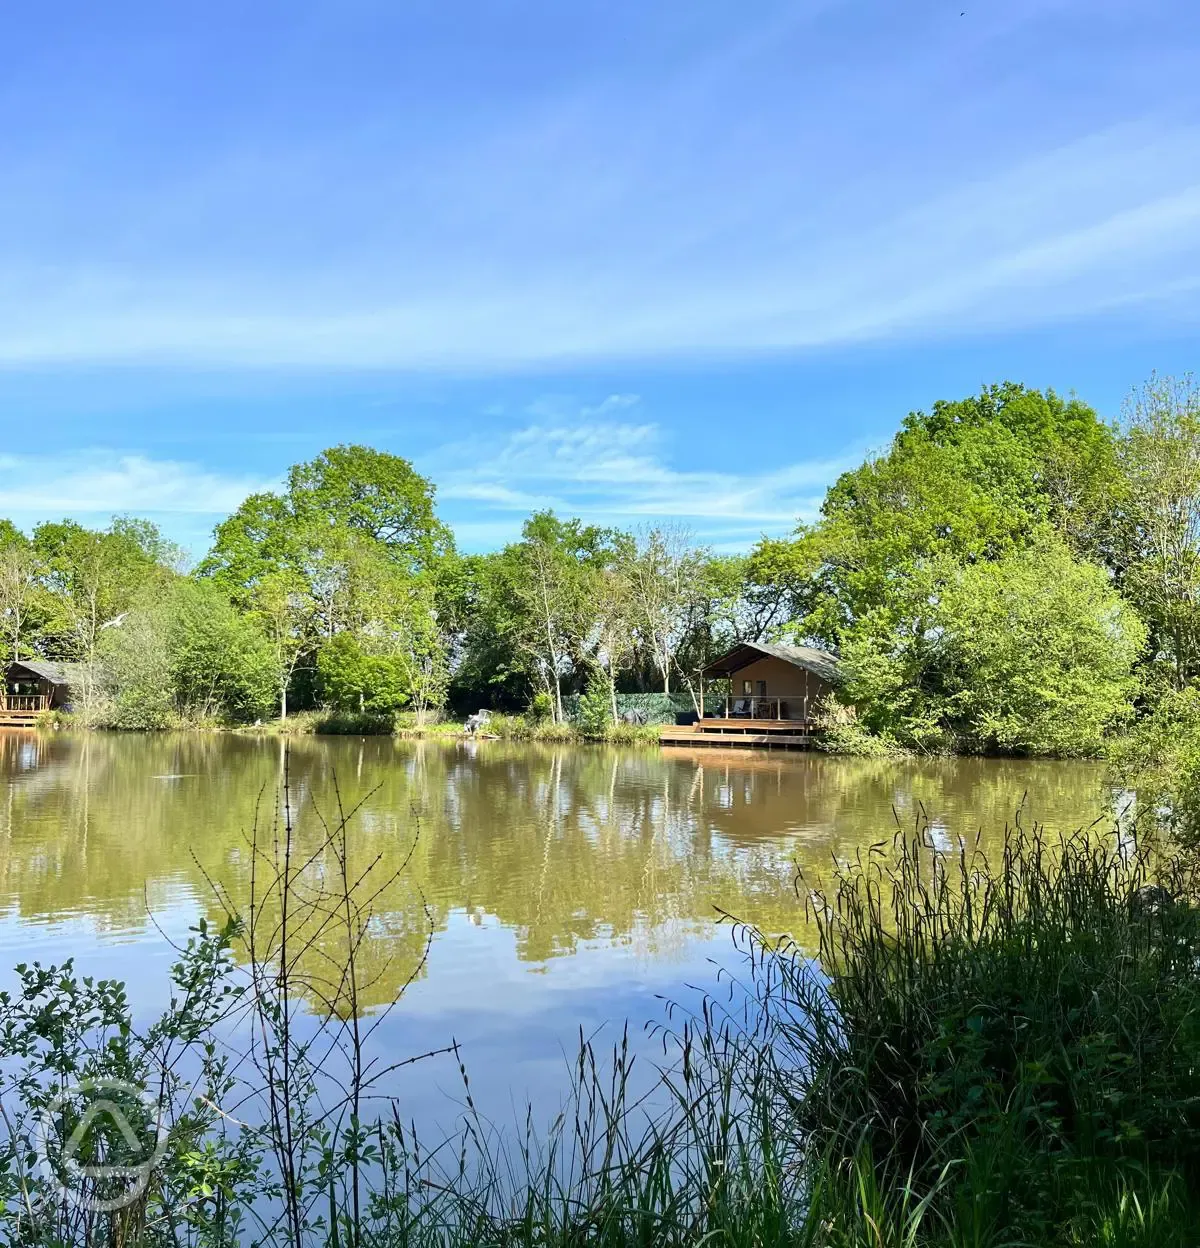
[0,731,1111,1133]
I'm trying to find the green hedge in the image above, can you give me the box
[562,692,695,726]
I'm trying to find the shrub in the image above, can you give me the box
[813,696,907,757]
[576,668,612,736]
[98,579,276,728]
[563,691,694,726]
[841,535,1145,756]
[317,632,411,716]
[528,690,554,722]
[1108,686,1200,850]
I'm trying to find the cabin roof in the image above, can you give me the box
[6,659,77,687]
[702,640,841,685]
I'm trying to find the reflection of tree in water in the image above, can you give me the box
[0,735,1110,1011]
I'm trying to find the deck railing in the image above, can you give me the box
[0,694,50,713]
[718,696,809,722]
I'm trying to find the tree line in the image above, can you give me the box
[0,445,787,730]
[1,376,1198,754]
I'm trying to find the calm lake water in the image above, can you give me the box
[0,731,1112,1131]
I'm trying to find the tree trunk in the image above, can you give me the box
[280,682,288,720]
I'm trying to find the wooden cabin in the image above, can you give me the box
[1,659,76,726]
[661,641,841,749]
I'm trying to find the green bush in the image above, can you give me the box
[813,696,907,756]
[317,632,411,715]
[1109,686,1200,850]
[577,668,613,735]
[99,579,276,728]
[840,535,1145,756]
[603,720,663,745]
[528,690,554,722]
[562,691,694,726]
[489,711,575,741]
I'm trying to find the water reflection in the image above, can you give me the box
[0,733,1109,1008]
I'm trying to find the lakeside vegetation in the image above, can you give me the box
[3,776,1198,1246]
[2,375,1198,773]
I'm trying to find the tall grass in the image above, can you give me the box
[756,816,1200,1243]
[1,775,1198,1246]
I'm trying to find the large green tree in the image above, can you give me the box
[200,445,454,718]
[0,522,48,662]
[839,535,1144,754]
[100,579,275,728]
[456,514,616,719]
[617,526,707,696]
[768,384,1119,649]
[750,385,1134,753]
[1113,374,1200,694]
[317,540,448,722]
[33,516,179,665]
[897,381,1119,557]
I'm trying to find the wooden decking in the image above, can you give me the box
[0,694,49,729]
[661,718,817,750]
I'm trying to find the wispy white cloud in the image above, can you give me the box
[431,396,860,546]
[0,410,852,556]
[0,451,275,519]
[0,2,1196,370]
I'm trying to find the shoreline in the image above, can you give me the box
[21,713,1123,762]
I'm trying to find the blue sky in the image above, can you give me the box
[1,0,1198,555]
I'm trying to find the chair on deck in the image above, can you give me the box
[730,699,752,718]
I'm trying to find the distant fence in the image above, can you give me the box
[562,692,696,726]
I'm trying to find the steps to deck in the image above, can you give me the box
[0,711,41,729]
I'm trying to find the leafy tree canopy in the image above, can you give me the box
[286,444,454,569]
[755,384,1120,653]
[32,517,179,661]
[199,446,455,717]
[840,534,1144,755]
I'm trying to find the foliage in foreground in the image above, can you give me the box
[1,779,1198,1245]
[770,819,1200,1242]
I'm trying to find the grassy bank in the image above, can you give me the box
[238,708,466,737]
[486,712,663,745]
[2,790,1197,1246]
[233,709,665,744]
[31,707,668,742]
